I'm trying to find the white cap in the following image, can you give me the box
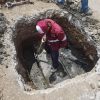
[36,25,44,34]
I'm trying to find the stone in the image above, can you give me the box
[93,29,98,35]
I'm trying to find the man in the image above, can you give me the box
[36,19,67,72]
[81,0,92,15]
[66,0,92,15]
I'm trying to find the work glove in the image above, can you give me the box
[41,34,46,42]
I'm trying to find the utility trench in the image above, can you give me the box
[13,10,98,90]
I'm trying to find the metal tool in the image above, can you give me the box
[59,55,72,78]
[5,0,34,8]
[34,38,51,88]
[60,52,88,66]
[36,38,45,55]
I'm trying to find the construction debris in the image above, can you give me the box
[5,0,34,8]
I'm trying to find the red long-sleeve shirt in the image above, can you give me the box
[36,19,67,51]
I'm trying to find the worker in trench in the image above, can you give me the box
[36,19,68,76]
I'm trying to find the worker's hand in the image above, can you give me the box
[42,34,46,43]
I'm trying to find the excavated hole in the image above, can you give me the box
[14,10,98,90]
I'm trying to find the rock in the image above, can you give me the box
[68,14,72,21]
[93,29,98,35]
[75,20,81,29]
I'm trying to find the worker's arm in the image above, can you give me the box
[57,32,68,48]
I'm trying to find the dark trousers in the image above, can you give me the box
[57,0,65,4]
[44,43,59,69]
[81,0,88,13]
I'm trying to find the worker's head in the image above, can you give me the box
[36,19,52,34]
[36,19,47,34]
